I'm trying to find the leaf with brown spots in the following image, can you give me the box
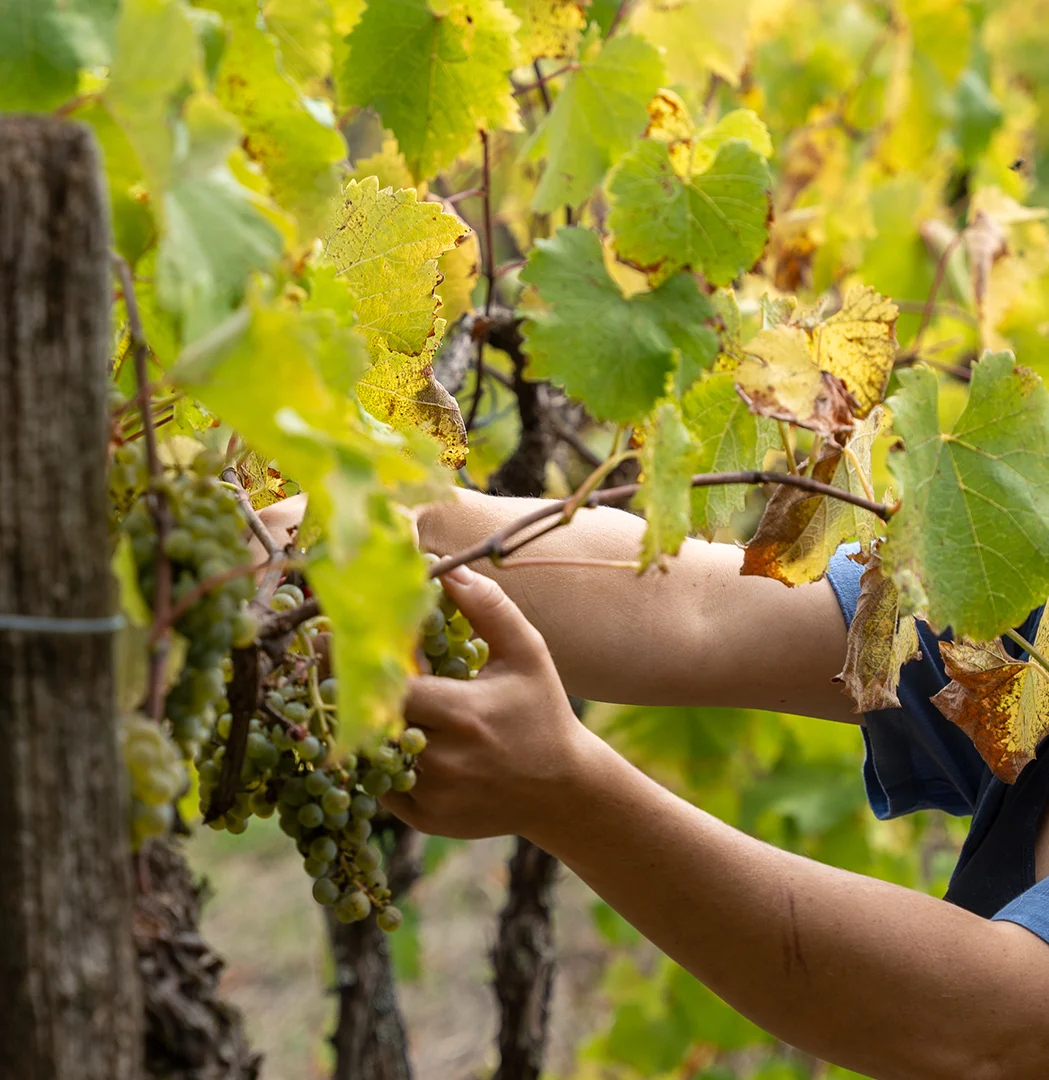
[834,549,922,712]
[238,450,287,509]
[507,0,588,60]
[741,410,881,585]
[735,326,858,438]
[932,611,1049,782]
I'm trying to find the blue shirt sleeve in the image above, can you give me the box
[826,547,989,820]
[992,878,1049,945]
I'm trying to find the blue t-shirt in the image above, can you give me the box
[826,548,1049,945]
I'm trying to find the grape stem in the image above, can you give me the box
[113,253,173,723]
[464,129,496,435]
[1004,628,1049,679]
[220,466,283,559]
[428,470,895,580]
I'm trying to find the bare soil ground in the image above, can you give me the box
[188,819,618,1080]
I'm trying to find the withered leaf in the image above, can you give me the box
[741,409,881,585]
[834,549,922,712]
[932,617,1049,783]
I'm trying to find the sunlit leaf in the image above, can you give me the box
[883,354,1049,641]
[634,401,698,569]
[339,0,521,182]
[932,613,1049,782]
[520,227,718,424]
[507,0,588,60]
[680,370,778,538]
[834,548,922,712]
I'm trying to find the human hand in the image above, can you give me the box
[381,563,597,840]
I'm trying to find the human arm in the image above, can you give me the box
[388,565,1049,1080]
[259,489,857,721]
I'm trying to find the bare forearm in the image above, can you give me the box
[528,733,1049,1080]
[419,489,853,719]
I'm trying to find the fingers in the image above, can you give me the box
[403,674,473,730]
[256,493,308,544]
[438,564,545,663]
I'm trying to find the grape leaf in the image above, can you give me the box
[103,0,199,192]
[634,401,699,569]
[834,549,922,712]
[436,225,481,325]
[507,0,587,60]
[524,29,664,213]
[339,0,521,182]
[156,176,283,343]
[741,409,881,586]
[735,326,856,438]
[680,371,778,538]
[321,178,471,465]
[811,286,899,419]
[323,178,469,354]
[883,354,1049,641]
[0,0,118,111]
[263,0,332,91]
[348,135,419,193]
[607,138,772,287]
[932,613,1049,783]
[520,227,719,424]
[208,0,346,234]
[629,0,753,88]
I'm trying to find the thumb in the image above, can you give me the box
[439,564,544,664]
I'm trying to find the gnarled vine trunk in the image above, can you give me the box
[0,115,141,1080]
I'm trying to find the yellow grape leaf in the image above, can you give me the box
[634,400,699,570]
[347,135,421,194]
[436,226,481,325]
[323,177,469,355]
[932,613,1049,783]
[507,0,588,60]
[741,409,881,586]
[735,326,856,438]
[630,0,755,89]
[322,178,471,466]
[811,286,899,419]
[237,450,287,508]
[834,549,922,712]
[356,333,469,470]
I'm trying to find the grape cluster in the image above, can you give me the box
[121,715,188,850]
[420,554,488,679]
[109,439,149,513]
[123,449,256,757]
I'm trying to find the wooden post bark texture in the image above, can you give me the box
[0,116,141,1080]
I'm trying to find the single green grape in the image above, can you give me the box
[421,608,446,636]
[298,735,323,762]
[319,678,338,706]
[305,770,332,797]
[283,700,310,724]
[351,793,377,819]
[377,906,403,933]
[422,632,449,658]
[335,890,371,924]
[437,656,470,680]
[391,769,417,793]
[362,769,392,797]
[353,843,382,872]
[274,582,305,606]
[269,592,297,612]
[471,638,490,668]
[231,608,258,648]
[309,836,338,863]
[321,786,351,816]
[399,727,427,756]
[297,802,325,829]
[312,876,340,906]
[303,856,330,879]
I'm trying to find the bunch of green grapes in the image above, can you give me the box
[121,715,188,850]
[122,449,257,757]
[108,438,149,514]
[420,554,488,679]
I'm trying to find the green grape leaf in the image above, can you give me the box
[524,29,664,213]
[0,0,118,111]
[607,138,772,287]
[506,0,587,60]
[323,178,470,354]
[932,611,1049,783]
[883,354,1049,641]
[103,0,200,192]
[208,0,345,234]
[634,401,698,569]
[339,0,521,183]
[680,371,778,538]
[520,227,719,424]
[156,176,283,343]
[263,0,332,90]
[741,409,881,586]
[833,548,922,713]
[309,523,433,751]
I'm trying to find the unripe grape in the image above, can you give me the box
[324,810,349,830]
[231,608,258,648]
[297,802,325,829]
[298,735,323,762]
[246,732,270,760]
[362,769,392,797]
[391,769,417,793]
[343,817,372,844]
[377,906,403,933]
[192,448,224,477]
[364,868,388,891]
[351,793,377,819]
[312,877,340,906]
[226,817,248,835]
[269,591,297,612]
[279,777,308,807]
[163,529,195,563]
[305,770,332,797]
[303,856,330,878]
[335,890,371,924]
[353,843,382,872]
[421,608,445,636]
[319,678,338,705]
[321,786,350,815]
[450,639,478,666]
[472,638,490,668]
[446,612,471,642]
[283,701,309,724]
[438,591,458,619]
[422,632,449,658]
[249,790,276,817]
[399,727,427,756]
[275,582,305,607]
[437,656,470,680]
[310,836,338,863]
